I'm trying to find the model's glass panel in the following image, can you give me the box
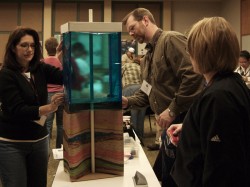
[62,31,121,112]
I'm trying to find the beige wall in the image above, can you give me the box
[163,0,171,31]
[242,35,250,51]
[238,0,250,51]
[171,1,221,34]
[169,0,241,47]
[0,0,243,60]
[43,0,52,58]
[221,0,241,44]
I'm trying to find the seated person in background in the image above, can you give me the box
[235,50,250,81]
[121,47,135,65]
[122,59,146,142]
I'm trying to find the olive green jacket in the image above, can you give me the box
[128,29,204,115]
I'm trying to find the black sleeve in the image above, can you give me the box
[41,63,63,85]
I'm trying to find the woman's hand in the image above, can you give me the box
[167,123,183,146]
[51,93,64,105]
[50,93,64,112]
[38,93,65,119]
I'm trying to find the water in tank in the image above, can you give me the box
[62,31,122,112]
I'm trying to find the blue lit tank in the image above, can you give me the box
[61,22,122,112]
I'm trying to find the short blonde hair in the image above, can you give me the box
[187,17,240,74]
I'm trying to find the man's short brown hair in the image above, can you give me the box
[122,8,156,26]
[45,37,58,56]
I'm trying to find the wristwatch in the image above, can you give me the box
[168,108,176,118]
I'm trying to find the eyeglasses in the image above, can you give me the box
[128,24,136,35]
[18,42,36,50]
[128,21,141,35]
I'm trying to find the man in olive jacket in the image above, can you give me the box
[122,8,204,187]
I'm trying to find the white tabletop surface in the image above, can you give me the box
[52,138,161,187]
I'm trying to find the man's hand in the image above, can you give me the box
[157,108,175,129]
[122,96,128,109]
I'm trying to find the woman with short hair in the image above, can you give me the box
[169,17,250,187]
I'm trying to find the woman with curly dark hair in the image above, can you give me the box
[0,27,64,187]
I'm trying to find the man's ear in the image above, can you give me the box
[142,16,149,27]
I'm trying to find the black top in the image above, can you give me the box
[171,72,250,187]
[0,62,63,140]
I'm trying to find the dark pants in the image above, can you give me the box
[45,91,64,148]
[153,112,187,187]
[0,137,49,187]
[160,131,177,187]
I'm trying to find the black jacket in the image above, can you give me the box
[171,72,250,187]
[0,62,63,140]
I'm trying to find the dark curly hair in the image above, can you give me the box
[3,26,43,72]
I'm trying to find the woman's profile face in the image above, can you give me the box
[239,56,250,69]
[14,34,35,70]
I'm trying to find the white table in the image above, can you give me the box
[52,138,161,187]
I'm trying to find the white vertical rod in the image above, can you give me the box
[89,9,93,23]
[89,8,95,173]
